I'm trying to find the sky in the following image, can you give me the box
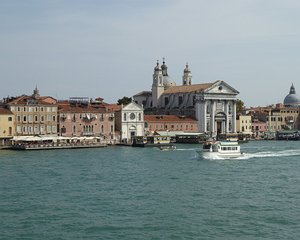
[1,0,300,107]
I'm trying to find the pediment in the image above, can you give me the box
[204,80,239,95]
[123,102,144,111]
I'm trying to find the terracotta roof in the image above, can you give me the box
[144,115,197,122]
[0,108,14,115]
[8,95,56,105]
[58,104,106,113]
[163,83,213,94]
[104,104,122,112]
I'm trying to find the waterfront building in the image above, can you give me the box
[6,87,58,136]
[266,106,299,131]
[144,115,198,135]
[0,108,14,145]
[115,102,144,143]
[236,115,252,136]
[251,119,267,139]
[133,60,239,136]
[58,98,116,140]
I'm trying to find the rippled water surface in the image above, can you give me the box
[1,141,300,239]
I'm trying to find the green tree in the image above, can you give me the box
[117,96,132,105]
[236,99,245,113]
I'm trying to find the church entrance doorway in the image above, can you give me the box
[214,112,226,136]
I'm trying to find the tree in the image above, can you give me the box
[117,96,132,105]
[236,99,245,113]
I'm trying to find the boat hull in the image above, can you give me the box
[198,150,243,159]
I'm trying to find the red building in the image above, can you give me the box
[144,115,198,134]
[58,98,116,140]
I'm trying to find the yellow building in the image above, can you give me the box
[266,106,300,131]
[236,115,252,135]
[0,108,15,145]
[6,88,58,136]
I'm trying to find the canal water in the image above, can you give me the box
[0,141,300,239]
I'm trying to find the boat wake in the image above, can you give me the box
[239,149,300,160]
[199,149,300,160]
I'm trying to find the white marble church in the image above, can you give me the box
[133,59,240,136]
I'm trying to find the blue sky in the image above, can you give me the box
[1,0,300,107]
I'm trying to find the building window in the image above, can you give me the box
[23,115,27,122]
[8,117,12,121]
[138,113,141,121]
[228,104,232,115]
[52,115,56,122]
[165,97,169,106]
[124,113,127,121]
[61,127,66,134]
[41,115,44,122]
[40,125,45,133]
[178,96,183,105]
[101,125,104,133]
[206,103,210,114]
[34,115,38,122]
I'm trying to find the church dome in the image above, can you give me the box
[163,75,176,88]
[283,84,300,107]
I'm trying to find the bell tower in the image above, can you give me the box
[152,60,164,108]
[182,63,192,85]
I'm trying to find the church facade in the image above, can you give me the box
[134,60,239,136]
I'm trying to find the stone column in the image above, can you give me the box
[211,100,215,134]
[225,101,229,133]
[233,100,237,133]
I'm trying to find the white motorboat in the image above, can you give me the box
[197,140,244,159]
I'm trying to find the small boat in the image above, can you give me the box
[197,140,243,159]
[132,136,172,147]
[158,145,176,151]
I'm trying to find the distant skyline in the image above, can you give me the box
[1,0,300,107]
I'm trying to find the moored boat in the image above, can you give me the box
[132,135,172,147]
[197,140,244,159]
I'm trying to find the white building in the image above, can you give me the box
[115,102,144,143]
[134,60,239,136]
